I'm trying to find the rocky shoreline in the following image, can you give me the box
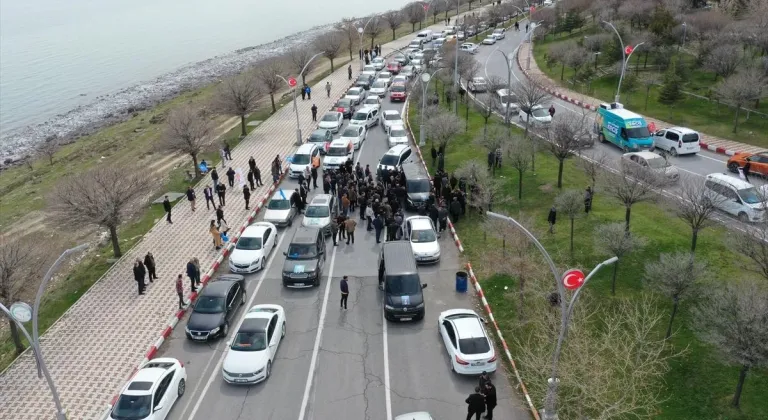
[0,24,333,167]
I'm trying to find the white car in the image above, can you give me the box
[492,28,505,39]
[263,189,297,227]
[361,96,381,113]
[395,413,433,420]
[411,59,423,72]
[388,125,409,147]
[377,71,393,86]
[393,75,408,85]
[340,125,367,150]
[317,112,344,133]
[468,77,488,93]
[621,151,680,183]
[228,222,278,273]
[518,105,552,126]
[109,358,187,420]
[372,56,386,71]
[404,216,440,263]
[222,304,286,384]
[482,36,497,45]
[381,110,404,132]
[362,64,377,77]
[438,309,498,375]
[345,87,365,105]
[370,80,388,97]
[460,43,479,54]
[378,144,412,173]
[302,194,335,235]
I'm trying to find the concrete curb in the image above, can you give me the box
[515,43,744,158]
[402,101,541,420]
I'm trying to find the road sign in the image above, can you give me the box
[562,269,586,290]
[625,45,634,55]
[288,77,297,87]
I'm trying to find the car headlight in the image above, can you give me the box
[385,305,395,310]
[210,326,220,335]
[185,326,190,334]
[254,367,264,375]
[415,303,425,309]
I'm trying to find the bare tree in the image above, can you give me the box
[602,164,659,232]
[456,161,507,213]
[38,135,59,166]
[213,73,261,137]
[640,73,661,111]
[645,252,708,339]
[365,16,384,50]
[674,174,726,252]
[506,135,533,200]
[716,67,768,133]
[511,77,551,171]
[288,46,317,86]
[431,2,444,24]
[50,165,148,257]
[256,59,286,113]
[729,222,768,282]
[424,109,462,154]
[578,150,607,192]
[692,278,768,409]
[548,42,575,81]
[404,3,423,32]
[315,31,345,72]
[473,78,503,139]
[161,106,215,177]
[555,190,584,258]
[383,10,403,40]
[704,44,741,81]
[595,222,646,295]
[474,125,508,176]
[0,239,46,354]
[545,111,590,189]
[336,18,358,60]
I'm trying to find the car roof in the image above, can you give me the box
[330,138,351,146]
[239,316,270,332]
[291,227,321,243]
[402,163,429,179]
[131,368,166,388]
[242,224,271,237]
[204,275,243,295]
[408,217,434,231]
[381,242,418,274]
[384,110,401,116]
[311,128,330,135]
[706,173,754,189]
[628,151,663,160]
[666,126,698,134]
[389,125,406,132]
[605,107,643,120]
[296,143,317,154]
[386,144,409,155]
[342,125,363,134]
[310,194,333,205]
[271,189,291,200]
[323,111,341,116]
[452,315,486,339]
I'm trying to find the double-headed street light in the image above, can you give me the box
[1,243,89,420]
[357,16,378,71]
[602,20,643,103]
[419,68,445,147]
[276,51,325,146]
[485,212,618,420]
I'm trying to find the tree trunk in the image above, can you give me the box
[557,160,564,188]
[329,58,335,72]
[392,29,396,40]
[561,64,565,80]
[518,275,525,321]
[191,153,200,177]
[240,115,247,137]
[569,218,575,258]
[433,15,437,24]
[733,106,741,133]
[611,261,619,295]
[9,319,25,354]
[526,114,535,172]
[370,37,375,50]
[465,104,469,132]
[517,170,523,199]
[732,365,749,408]
[270,93,277,113]
[665,297,679,339]
[412,23,416,32]
[109,224,122,257]
[691,229,698,252]
[644,85,651,111]
[483,119,489,139]
[625,206,632,232]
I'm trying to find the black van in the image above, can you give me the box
[282,227,326,288]
[402,163,432,211]
[378,242,427,321]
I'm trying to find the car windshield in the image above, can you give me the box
[386,274,421,295]
[348,90,361,96]
[390,129,407,137]
[321,114,338,122]
[411,228,436,243]
[646,157,669,169]
[626,126,651,138]
[380,72,391,78]
[373,81,387,88]
[407,179,431,193]
[309,133,327,143]
[327,146,348,156]
[458,337,491,355]
[194,296,225,314]
[337,100,351,107]
[500,95,517,104]
[306,205,330,217]
[364,98,378,105]
[231,331,267,351]
[287,244,318,258]
[292,154,311,164]
[532,108,549,118]
[738,187,762,204]
[343,128,360,137]
[268,198,291,210]
[385,113,401,120]
[111,394,151,420]
[236,236,262,250]
[391,85,406,93]
[474,78,486,84]
[352,113,368,121]
[380,154,400,166]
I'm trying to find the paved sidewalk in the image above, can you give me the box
[0,16,464,420]
[517,42,764,156]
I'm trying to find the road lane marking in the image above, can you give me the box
[382,311,393,420]
[297,246,338,420]
[182,232,286,420]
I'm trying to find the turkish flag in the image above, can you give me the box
[423,4,429,11]
[530,6,536,13]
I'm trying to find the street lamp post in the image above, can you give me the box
[276,51,324,146]
[679,22,687,51]
[484,48,514,129]
[1,244,89,420]
[357,16,377,71]
[419,68,444,147]
[452,0,461,114]
[602,21,643,104]
[526,20,543,71]
[485,212,618,420]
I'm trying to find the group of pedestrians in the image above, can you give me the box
[133,252,158,295]
[359,45,382,65]
[465,372,498,419]
[548,186,594,233]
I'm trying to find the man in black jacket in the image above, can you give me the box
[203,185,215,210]
[162,195,173,224]
[465,387,486,420]
[484,380,498,420]
[216,183,227,206]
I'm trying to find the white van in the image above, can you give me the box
[289,144,320,178]
[349,106,380,129]
[322,139,354,171]
[704,173,766,223]
[417,29,434,42]
[652,127,700,156]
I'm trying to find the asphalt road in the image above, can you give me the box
[156,60,530,420]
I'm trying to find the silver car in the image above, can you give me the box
[263,190,297,227]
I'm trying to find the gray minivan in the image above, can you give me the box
[378,242,427,321]
[282,227,326,288]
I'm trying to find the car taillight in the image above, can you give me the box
[325,143,330,150]
[455,355,469,365]
[179,361,184,367]
[338,107,345,112]
[488,354,497,363]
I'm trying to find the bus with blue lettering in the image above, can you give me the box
[594,103,653,152]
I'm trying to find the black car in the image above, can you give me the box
[282,227,326,288]
[307,129,333,155]
[402,164,432,211]
[333,98,356,119]
[378,242,427,321]
[355,74,374,90]
[393,53,409,66]
[185,275,246,341]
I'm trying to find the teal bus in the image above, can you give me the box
[594,103,653,152]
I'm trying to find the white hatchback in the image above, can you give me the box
[345,87,365,105]
[228,222,278,274]
[222,304,286,385]
[381,110,404,133]
[317,112,344,133]
[109,358,187,420]
[438,309,497,375]
[377,71,393,86]
[370,80,388,97]
[388,125,409,147]
[340,125,367,150]
[404,216,440,263]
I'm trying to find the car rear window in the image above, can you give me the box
[682,133,699,143]
[459,337,491,355]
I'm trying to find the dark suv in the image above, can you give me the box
[355,74,374,90]
[185,275,246,341]
[282,227,326,288]
[402,163,432,211]
[378,242,427,321]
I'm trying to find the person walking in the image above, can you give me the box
[514,21,519,31]
[301,85,307,100]
[431,146,438,167]
[373,213,385,243]
[223,141,232,160]
[438,203,448,234]
[742,161,751,183]
[525,23,529,32]
[162,195,173,224]
[465,387,486,420]
[341,194,350,217]
[134,259,146,295]
[311,165,319,190]
[242,185,251,210]
[484,380,498,420]
[175,274,187,310]
[305,85,312,100]
[210,220,223,250]
[311,104,318,121]
[186,259,198,293]
[144,252,158,282]
[547,205,557,233]
[344,217,357,245]
[186,186,196,212]
[348,65,353,80]
[253,164,263,186]
[479,371,491,389]
[584,186,593,214]
[366,205,375,230]
[226,167,236,187]
[325,82,332,98]
[449,197,462,224]
[220,147,227,167]
[271,161,280,184]
[340,275,350,310]
[203,185,215,210]
[210,168,220,188]
[216,205,227,227]
[548,104,556,118]
[330,217,339,246]
[216,182,227,206]
[247,169,255,191]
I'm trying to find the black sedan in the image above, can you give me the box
[333,98,356,119]
[355,74,374,90]
[185,275,246,341]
